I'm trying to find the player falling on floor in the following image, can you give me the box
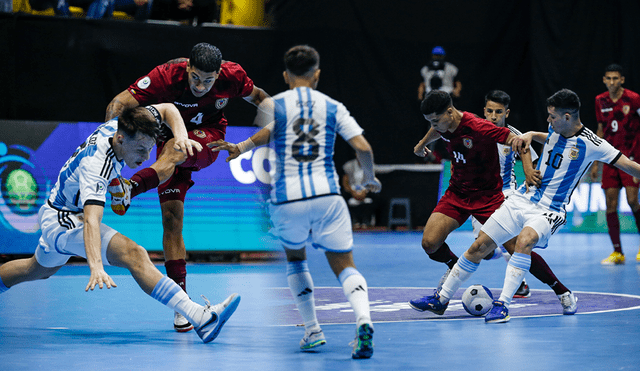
[590,64,640,265]
[415,88,640,323]
[471,90,540,298]
[105,42,270,332]
[0,105,240,341]
[409,90,574,311]
[209,45,380,359]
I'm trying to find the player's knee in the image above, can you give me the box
[161,207,183,231]
[421,238,440,254]
[121,244,152,271]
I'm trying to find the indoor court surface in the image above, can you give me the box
[1,231,639,371]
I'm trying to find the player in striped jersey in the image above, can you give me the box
[417,89,640,323]
[209,45,380,359]
[0,105,240,343]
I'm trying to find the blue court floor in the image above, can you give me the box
[1,231,639,371]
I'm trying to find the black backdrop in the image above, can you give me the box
[2,0,640,167]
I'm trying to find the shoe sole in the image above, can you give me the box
[408,301,446,315]
[301,339,327,351]
[513,293,531,298]
[201,295,241,343]
[174,323,194,332]
[485,315,510,323]
[352,324,374,359]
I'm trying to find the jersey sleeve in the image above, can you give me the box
[476,120,510,143]
[598,137,623,165]
[77,155,109,208]
[224,62,255,98]
[335,103,364,141]
[127,64,173,105]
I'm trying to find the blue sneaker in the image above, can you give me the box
[408,292,448,315]
[351,323,374,359]
[195,293,241,343]
[485,300,509,323]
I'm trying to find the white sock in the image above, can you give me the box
[501,246,512,263]
[287,261,320,331]
[498,253,531,306]
[440,256,478,303]
[150,276,205,325]
[339,267,371,327]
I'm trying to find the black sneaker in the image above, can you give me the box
[513,281,531,298]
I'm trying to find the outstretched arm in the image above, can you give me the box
[414,127,441,157]
[243,86,270,107]
[83,204,117,292]
[207,122,273,162]
[347,135,381,193]
[512,131,547,153]
[106,90,140,121]
[151,103,202,157]
[613,154,640,179]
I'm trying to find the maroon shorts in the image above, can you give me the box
[157,127,225,203]
[433,188,504,226]
[601,163,639,189]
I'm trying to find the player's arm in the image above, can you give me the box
[83,203,117,292]
[414,127,441,157]
[106,90,140,121]
[207,122,274,162]
[612,154,640,179]
[512,131,547,153]
[590,122,605,181]
[243,86,270,107]
[519,147,541,189]
[348,135,381,193]
[151,103,202,156]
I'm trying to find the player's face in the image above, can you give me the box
[484,100,510,127]
[187,64,220,98]
[546,106,572,135]
[120,132,155,169]
[424,108,454,133]
[603,71,624,95]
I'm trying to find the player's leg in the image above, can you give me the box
[601,165,624,264]
[622,184,640,262]
[106,232,240,343]
[421,212,461,268]
[501,238,530,297]
[0,255,62,292]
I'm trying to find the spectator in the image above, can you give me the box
[342,157,378,229]
[418,46,462,101]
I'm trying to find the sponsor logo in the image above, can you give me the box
[463,138,473,149]
[96,183,105,193]
[215,98,228,110]
[174,102,199,108]
[569,146,580,160]
[160,188,181,195]
[623,105,630,115]
[601,107,613,112]
[137,76,151,89]
[193,130,207,139]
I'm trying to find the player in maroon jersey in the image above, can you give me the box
[591,64,640,265]
[105,42,270,332]
[409,90,573,307]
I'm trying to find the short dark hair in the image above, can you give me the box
[118,107,160,140]
[485,90,511,108]
[547,89,581,117]
[605,63,624,76]
[420,90,452,116]
[189,43,222,73]
[284,45,320,77]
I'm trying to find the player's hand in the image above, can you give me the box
[512,133,532,153]
[525,169,542,188]
[414,142,431,157]
[85,268,117,292]
[362,177,382,193]
[173,138,203,157]
[207,140,241,162]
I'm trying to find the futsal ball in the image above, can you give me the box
[5,169,38,211]
[462,284,494,316]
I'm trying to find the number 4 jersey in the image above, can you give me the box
[269,87,364,204]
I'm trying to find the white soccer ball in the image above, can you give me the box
[462,284,494,316]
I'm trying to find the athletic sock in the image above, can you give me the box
[150,276,206,326]
[339,267,371,327]
[0,275,8,293]
[130,168,160,198]
[287,260,320,331]
[633,209,640,239]
[439,255,478,303]
[427,242,459,269]
[498,253,531,306]
[165,259,187,292]
[606,212,622,253]
[529,252,569,295]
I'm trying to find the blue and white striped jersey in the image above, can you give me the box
[498,125,539,192]
[48,119,124,212]
[269,87,364,204]
[517,125,621,214]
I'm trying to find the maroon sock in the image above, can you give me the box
[130,168,160,198]
[633,209,640,235]
[606,212,622,253]
[529,252,569,295]
[165,259,187,292]
[427,243,459,269]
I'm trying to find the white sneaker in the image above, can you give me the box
[300,329,326,350]
[558,291,577,315]
[436,268,451,293]
[194,294,241,343]
[174,312,193,332]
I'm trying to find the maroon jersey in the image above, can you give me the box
[127,58,254,138]
[595,89,640,159]
[441,112,511,195]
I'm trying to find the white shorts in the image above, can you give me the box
[34,203,118,268]
[471,189,515,238]
[268,195,353,252]
[480,193,565,249]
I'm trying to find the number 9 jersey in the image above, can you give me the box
[269,87,364,204]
